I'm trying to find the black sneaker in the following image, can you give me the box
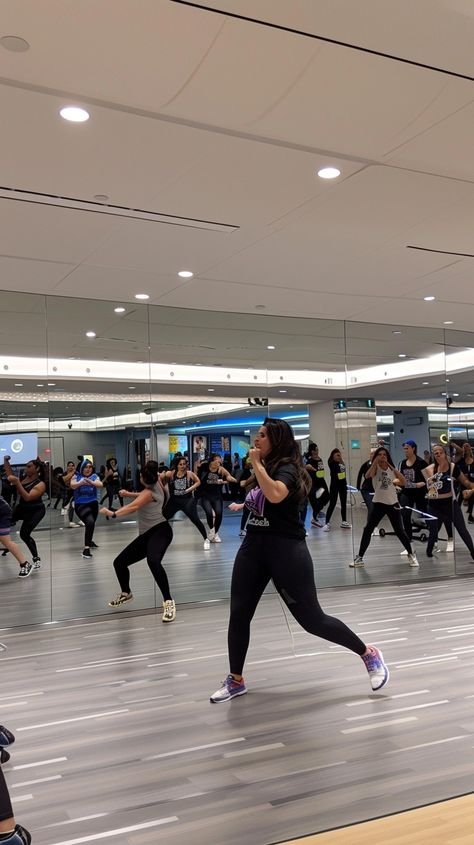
[90,541,99,548]
[0,725,15,747]
[18,562,33,578]
[81,548,93,559]
[32,556,41,570]
[1,549,8,556]
[0,747,10,764]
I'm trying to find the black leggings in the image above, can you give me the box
[358,502,412,558]
[75,501,99,548]
[228,533,366,675]
[0,765,13,823]
[427,498,474,557]
[199,495,223,532]
[399,491,426,542]
[19,505,45,559]
[163,496,207,540]
[309,483,330,517]
[101,483,123,510]
[325,485,347,524]
[458,490,474,518]
[113,522,173,599]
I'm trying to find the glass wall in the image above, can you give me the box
[1,291,473,627]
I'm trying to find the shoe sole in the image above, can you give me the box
[162,616,176,623]
[210,688,247,703]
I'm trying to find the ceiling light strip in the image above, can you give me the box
[0,187,239,233]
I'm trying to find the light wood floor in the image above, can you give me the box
[283,793,474,844]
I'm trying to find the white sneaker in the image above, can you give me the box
[372,527,380,536]
[400,549,408,556]
[433,545,441,554]
[61,508,68,515]
[340,521,352,529]
[446,539,454,553]
[362,645,389,691]
[208,528,215,541]
[323,524,331,532]
[69,521,80,528]
[407,553,419,568]
[349,556,364,568]
[203,539,211,550]
[213,533,222,543]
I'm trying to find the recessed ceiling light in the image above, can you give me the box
[422,382,429,385]
[47,383,56,386]
[14,383,23,387]
[134,293,150,300]
[128,386,135,390]
[1,35,30,52]
[36,384,44,387]
[178,270,194,279]
[86,331,96,338]
[392,330,402,335]
[446,378,450,382]
[443,321,454,325]
[279,389,287,393]
[255,305,266,310]
[114,307,126,313]
[453,393,459,397]
[317,166,341,179]
[423,295,435,301]
[208,388,215,392]
[94,194,109,203]
[59,105,90,123]
[398,353,407,358]
[441,392,447,396]
[267,345,276,350]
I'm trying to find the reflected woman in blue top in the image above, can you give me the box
[70,460,103,560]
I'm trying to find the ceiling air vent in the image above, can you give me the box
[0,186,239,233]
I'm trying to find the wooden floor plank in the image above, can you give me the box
[282,793,474,844]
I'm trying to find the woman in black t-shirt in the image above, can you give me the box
[210,418,389,703]
[324,448,351,530]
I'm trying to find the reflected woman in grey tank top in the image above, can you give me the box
[100,464,176,622]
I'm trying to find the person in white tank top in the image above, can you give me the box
[100,464,176,622]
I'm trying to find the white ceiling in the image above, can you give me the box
[0,0,473,336]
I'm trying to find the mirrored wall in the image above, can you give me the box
[1,291,473,627]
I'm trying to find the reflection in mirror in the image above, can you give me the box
[0,292,50,627]
[264,317,352,590]
[345,321,452,583]
[444,329,474,575]
[148,303,269,606]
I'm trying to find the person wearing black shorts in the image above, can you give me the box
[210,418,389,703]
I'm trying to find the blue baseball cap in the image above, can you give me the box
[403,439,417,448]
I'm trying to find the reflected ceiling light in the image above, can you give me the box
[453,393,459,397]
[86,331,96,338]
[47,383,56,386]
[114,307,126,314]
[128,386,135,389]
[317,166,341,179]
[422,382,429,385]
[36,383,44,386]
[398,353,407,358]
[279,389,287,393]
[208,388,215,392]
[392,330,402,335]
[267,345,276,350]
[59,105,90,122]
[443,321,454,325]
[134,293,150,300]
[423,295,435,301]
[14,383,23,386]
[178,270,193,279]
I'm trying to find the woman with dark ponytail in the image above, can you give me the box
[4,456,46,575]
[100,463,176,622]
[210,418,389,703]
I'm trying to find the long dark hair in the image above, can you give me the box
[171,455,187,472]
[328,448,342,464]
[371,446,396,468]
[258,417,311,500]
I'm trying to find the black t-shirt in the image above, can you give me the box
[305,457,326,489]
[245,463,305,539]
[328,460,347,488]
[399,457,427,497]
[357,460,373,492]
[454,459,474,484]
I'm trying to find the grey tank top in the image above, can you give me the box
[137,483,166,534]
